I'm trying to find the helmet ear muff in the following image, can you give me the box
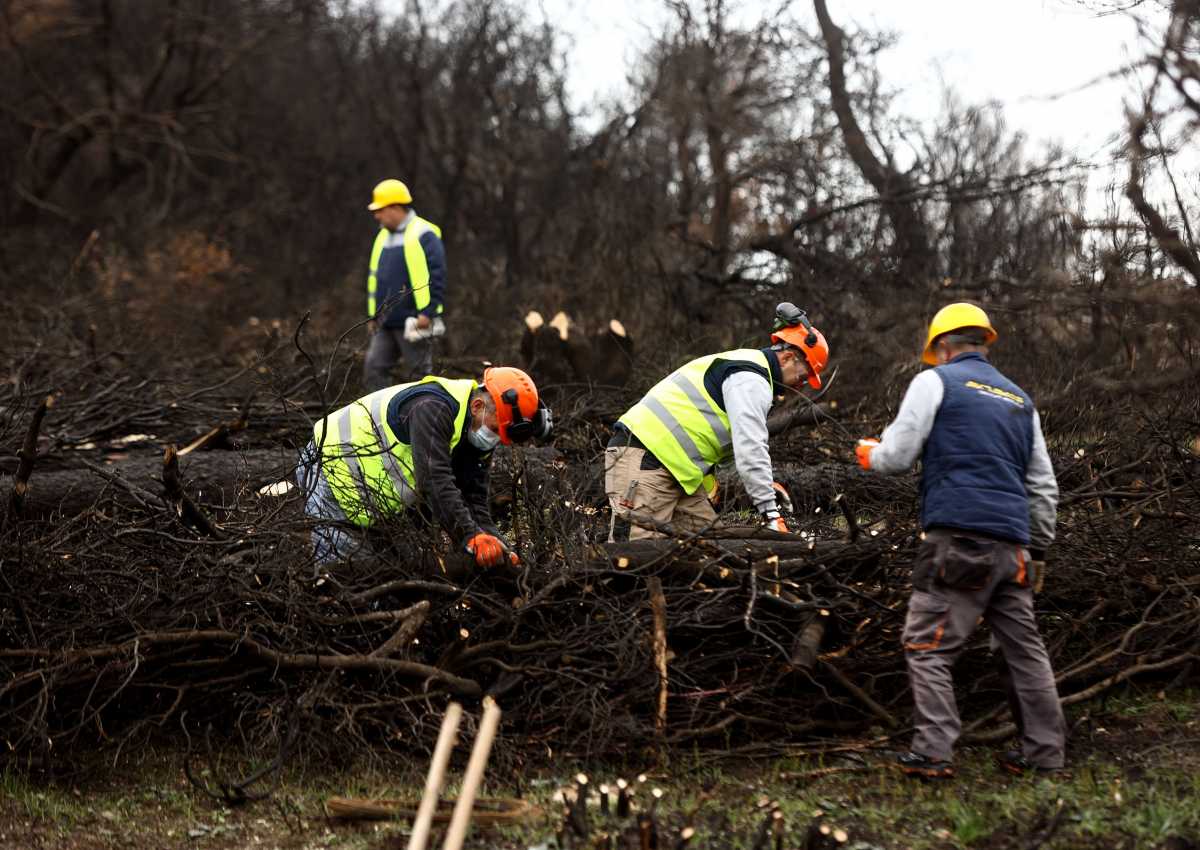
[531,399,553,441]
[773,302,818,347]
[497,388,551,444]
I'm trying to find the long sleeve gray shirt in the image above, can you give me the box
[868,370,1058,550]
[722,371,778,513]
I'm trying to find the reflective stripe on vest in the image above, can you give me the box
[366,229,387,317]
[366,215,444,316]
[618,349,771,494]
[404,216,443,313]
[312,377,474,526]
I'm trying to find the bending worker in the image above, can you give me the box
[363,178,447,390]
[298,367,551,568]
[855,302,1064,779]
[605,303,829,539]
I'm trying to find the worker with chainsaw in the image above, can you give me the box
[604,303,829,540]
[298,367,551,568]
[363,178,447,391]
[855,303,1064,779]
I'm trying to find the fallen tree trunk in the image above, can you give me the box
[1,447,297,519]
[3,445,911,525]
[0,444,572,521]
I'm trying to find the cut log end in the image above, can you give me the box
[549,311,571,340]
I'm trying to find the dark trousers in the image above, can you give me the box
[364,328,434,391]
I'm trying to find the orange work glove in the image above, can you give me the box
[771,481,793,516]
[465,532,513,568]
[460,535,518,566]
[855,438,880,470]
[762,510,790,534]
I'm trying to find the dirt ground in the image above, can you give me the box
[3,686,1198,850]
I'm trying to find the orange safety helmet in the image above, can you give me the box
[770,303,829,389]
[482,366,551,445]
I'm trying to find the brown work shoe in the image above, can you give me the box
[897,751,955,780]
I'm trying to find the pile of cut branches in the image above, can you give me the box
[2,321,1198,777]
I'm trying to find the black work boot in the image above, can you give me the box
[896,751,955,780]
[996,749,1062,777]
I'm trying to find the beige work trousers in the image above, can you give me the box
[604,445,716,540]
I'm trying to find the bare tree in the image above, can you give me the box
[812,0,934,287]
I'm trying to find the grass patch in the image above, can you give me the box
[2,691,1199,850]
[0,767,82,825]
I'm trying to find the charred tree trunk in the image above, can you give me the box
[813,0,934,286]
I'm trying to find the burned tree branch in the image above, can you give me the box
[6,394,53,521]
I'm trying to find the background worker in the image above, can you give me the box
[363,178,447,390]
[298,367,551,568]
[855,302,1064,779]
[604,303,829,540]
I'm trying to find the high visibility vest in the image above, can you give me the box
[618,349,772,495]
[366,215,444,316]
[313,376,474,526]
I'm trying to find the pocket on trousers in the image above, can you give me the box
[911,537,938,592]
[903,590,950,652]
[936,534,996,591]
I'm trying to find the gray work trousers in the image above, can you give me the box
[901,528,1066,768]
[364,327,434,391]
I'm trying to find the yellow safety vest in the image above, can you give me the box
[313,377,474,526]
[618,349,773,495]
[366,214,444,317]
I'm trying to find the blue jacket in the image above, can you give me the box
[920,353,1035,544]
[372,223,447,328]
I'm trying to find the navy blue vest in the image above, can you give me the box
[920,353,1035,544]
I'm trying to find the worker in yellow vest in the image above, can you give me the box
[605,304,829,540]
[298,367,551,567]
[363,178,447,390]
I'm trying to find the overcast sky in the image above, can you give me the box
[536,0,1144,165]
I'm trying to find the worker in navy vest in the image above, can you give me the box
[363,179,447,390]
[297,367,551,570]
[855,303,1064,780]
[605,303,829,540]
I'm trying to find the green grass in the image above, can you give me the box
[1099,686,1197,722]
[753,748,1200,849]
[0,767,80,825]
[3,691,1199,849]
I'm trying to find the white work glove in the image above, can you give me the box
[403,316,446,342]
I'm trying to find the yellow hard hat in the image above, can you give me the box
[922,302,998,365]
[367,179,412,210]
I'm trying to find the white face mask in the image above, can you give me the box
[468,423,501,451]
